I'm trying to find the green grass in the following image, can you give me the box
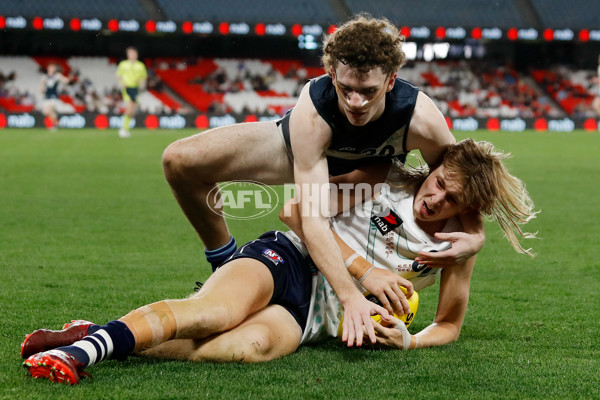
[0,128,598,399]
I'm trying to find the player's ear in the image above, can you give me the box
[386,72,397,91]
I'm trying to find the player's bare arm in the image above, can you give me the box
[412,255,475,347]
[289,84,389,346]
[331,231,414,316]
[57,73,71,85]
[138,75,147,90]
[416,211,485,267]
[371,255,475,350]
[328,163,391,214]
[275,133,390,242]
[329,170,415,315]
[279,182,413,317]
[406,91,456,165]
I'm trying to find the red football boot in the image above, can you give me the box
[24,350,90,385]
[21,320,95,359]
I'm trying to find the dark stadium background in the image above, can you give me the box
[1,0,600,131]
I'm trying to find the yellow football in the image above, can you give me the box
[337,288,419,337]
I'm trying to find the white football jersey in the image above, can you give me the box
[286,178,461,344]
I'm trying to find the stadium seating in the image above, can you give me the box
[0,56,48,112]
[153,59,225,113]
[155,0,339,24]
[153,58,324,114]
[1,0,149,19]
[531,67,596,117]
[0,56,42,99]
[0,55,594,118]
[529,0,599,30]
[0,56,177,115]
[397,60,561,118]
[70,57,176,114]
[344,0,528,28]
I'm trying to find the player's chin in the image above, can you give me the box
[346,111,369,126]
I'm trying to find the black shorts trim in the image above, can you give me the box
[226,231,314,331]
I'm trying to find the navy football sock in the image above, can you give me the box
[205,236,237,272]
[54,321,135,367]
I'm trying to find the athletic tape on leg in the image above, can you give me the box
[121,301,178,352]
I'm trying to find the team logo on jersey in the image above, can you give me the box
[412,259,436,277]
[262,249,285,265]
[371,209,402,235]
[411,260,428,272]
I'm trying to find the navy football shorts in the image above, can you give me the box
[226,231,315,330]
[125,87,139,102]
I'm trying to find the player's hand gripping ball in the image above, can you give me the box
[338,287,419,337]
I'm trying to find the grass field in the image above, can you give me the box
[0,128,598,399]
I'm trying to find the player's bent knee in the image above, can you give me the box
[162,138,219,186]
[223,326,284,363]
[162,141,189,182]
[243,326,277,361]
[235,316,301,362]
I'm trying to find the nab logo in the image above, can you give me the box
[371,209,402,235]
[262,249,284,265]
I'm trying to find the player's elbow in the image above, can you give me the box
[279,203,292,225]
[448,325,461,343]
[278,207,286,223]
[443,322,462,344]
[422,320,463,347]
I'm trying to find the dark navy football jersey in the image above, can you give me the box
[44,74,60,99]
[277,74,420,176]
[309,74,419,175]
